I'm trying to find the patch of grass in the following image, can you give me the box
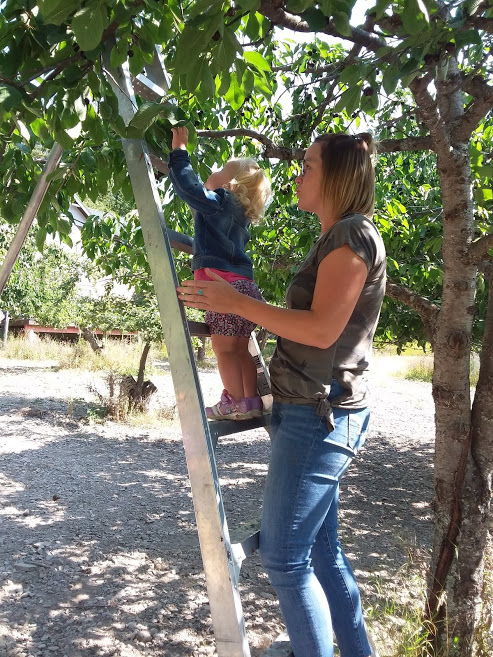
[1,335,166,374]
[403,354,480,386]
[403,357,434,383]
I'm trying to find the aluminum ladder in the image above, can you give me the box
[103,48,292,657]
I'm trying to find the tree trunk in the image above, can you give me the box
[1,310,9,346]
[128,342,157,413]
[452,273,493,656]
[424,143,477,653]
[411,65,486,654]
[80,327,103,353]
[257,328,270,351]
[196,337,206,362]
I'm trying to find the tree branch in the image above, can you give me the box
[453,76,493,142]
[196,128,306,160]
[258,0,385,52]
[197,128,434,159]
[465,16,493,34]
[377,136,433,153]
[410,75,451,155]
[386,279,440,343]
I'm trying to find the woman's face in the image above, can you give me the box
[295,142,324,216]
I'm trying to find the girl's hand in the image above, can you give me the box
[177,269,242,314]
[171,126,189,150]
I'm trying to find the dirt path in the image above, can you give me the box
[0,357,435,656]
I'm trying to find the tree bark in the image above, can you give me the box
[452,273,493,656]
[196,338,206,362]
[80,327,103,353]
[410,62,485,654]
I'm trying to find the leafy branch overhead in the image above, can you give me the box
[0,0,492,348]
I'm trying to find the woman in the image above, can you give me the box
[178,132,386,657]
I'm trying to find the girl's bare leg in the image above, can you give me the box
[210,334,244,401]
[210,335,259,401]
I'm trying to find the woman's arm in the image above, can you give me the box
[178,244,368,349]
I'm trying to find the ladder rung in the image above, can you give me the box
[231,530,260,564]
[188,320,210,337]
[149,152,168,174]
[260,634,292,656]
[209,413,271,441]
[133,74,164,102]
[167,228,193,254]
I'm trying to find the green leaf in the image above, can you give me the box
[110,40,129,69]
[53,128,74,149]
[368,0,393,20]
[186,58,215,98]
[174,16,222,75]
[38,0,79,25]
[244,50,271,72]
[244,12,260,40]
[338,64,363,86]
[160,103,188,126]
[241,69,255,99]
[332,10,352,37]
[217,70,231,96]
[71,3,108,52]
[253,72,273,100]
[382,64,400,95]
[286,0,313,11]
[30,118,50,141]
[334,85,361,114]
[454,29,482,48]
[212,29,240,70]
[401,0,429,35]
[301,8,328,31]
[35,227,47,253]
[224,73,245,110]
[83,105,104,144]
[236,0,261,10]
[0,85,23,111]
[128,46,146,77]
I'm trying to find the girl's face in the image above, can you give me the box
[205,161,237,191]
[295,142,324,216]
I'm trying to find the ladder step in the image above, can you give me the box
[231,530,260,564]
[188,320,210,337]
[209,413,271,441]
[260,634,292,656]
[167,228,193,254]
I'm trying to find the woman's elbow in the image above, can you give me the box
[309,332,337,350]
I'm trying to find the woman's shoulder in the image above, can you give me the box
[317,213,385,268]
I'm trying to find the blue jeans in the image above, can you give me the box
[259,385,372,657]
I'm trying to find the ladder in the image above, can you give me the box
[103,49,292,657]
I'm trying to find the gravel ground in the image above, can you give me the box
[0,356,435,657]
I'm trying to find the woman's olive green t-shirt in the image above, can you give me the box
[269,213,386,412]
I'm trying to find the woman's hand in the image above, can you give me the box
[171,126,189,150]
[177,269,242,314]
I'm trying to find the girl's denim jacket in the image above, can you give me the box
[168,149,254,280]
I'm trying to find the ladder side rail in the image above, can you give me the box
[0,143,64,295]
[103,49,250,657]
[167,228,193,254]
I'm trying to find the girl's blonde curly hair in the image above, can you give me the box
[226,158,271,225]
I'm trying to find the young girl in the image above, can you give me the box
[168,126,271,420]
[178,132,385,657]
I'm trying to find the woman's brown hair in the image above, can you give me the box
[314,132,376,219]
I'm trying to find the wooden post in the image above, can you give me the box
[0,143,63,295]
[1,311,9,347]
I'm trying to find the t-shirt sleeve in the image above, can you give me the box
[316,215,379,272]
